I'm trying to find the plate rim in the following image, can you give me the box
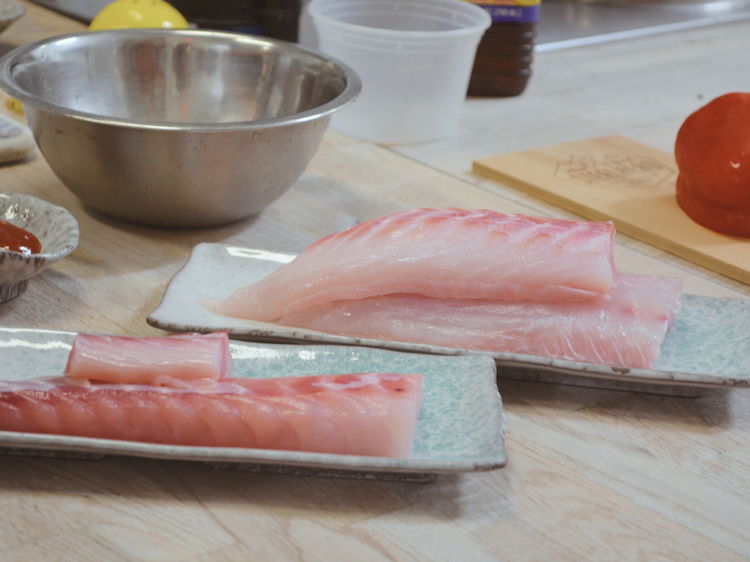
[0,432,507,473]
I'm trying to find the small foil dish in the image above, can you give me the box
[0,192,79,303]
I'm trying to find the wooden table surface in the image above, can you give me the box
[2,3,750,560]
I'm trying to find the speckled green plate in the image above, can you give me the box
[148,243,750,391]
[0,327,506,481]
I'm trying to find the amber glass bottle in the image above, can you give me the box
[465,0,540,97]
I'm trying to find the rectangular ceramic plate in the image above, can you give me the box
[148,244,750,391]
[0,327,506,480]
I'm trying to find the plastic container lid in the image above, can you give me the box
[310,0,489,50]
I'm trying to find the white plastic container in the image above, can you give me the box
[308,0,490,144]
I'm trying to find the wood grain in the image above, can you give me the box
[0,3,749,561]
[473,135,750,285]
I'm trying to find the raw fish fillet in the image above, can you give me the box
[0,373,423,458]
[277,275,683,370]
[64,332,231,389]
[209,208,617,322]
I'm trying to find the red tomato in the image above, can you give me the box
[675,92,750,237]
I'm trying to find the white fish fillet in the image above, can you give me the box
[277,275,683,370]
[208,208,617,322]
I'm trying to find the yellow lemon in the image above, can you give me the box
[6,1,189,116]
[5,97,23,115]
[89,0,189,30]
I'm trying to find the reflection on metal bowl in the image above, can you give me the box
[0,29,360,228]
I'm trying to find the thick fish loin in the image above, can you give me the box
[209,208,617,322]
[64,332,232,389]
[0,373,423,458]
[278,275,682,370]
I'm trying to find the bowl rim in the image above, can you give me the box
[0,0,25,24]
[0,29,361,132]
[0,191,79,261]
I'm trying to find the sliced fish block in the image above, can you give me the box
[64,332,232,389]
[0,373,423,458]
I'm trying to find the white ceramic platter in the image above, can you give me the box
[148,244,750,392]
[0,326,506,481]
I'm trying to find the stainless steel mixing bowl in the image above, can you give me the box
[0,29,360,227]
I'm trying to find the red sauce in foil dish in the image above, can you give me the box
[0,219,41,254]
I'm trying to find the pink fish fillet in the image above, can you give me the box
[0,373,423,458]
[277,275,683,370]
[208,208,617,322]
[64,332,232,389]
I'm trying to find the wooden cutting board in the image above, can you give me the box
[473,135,750,285]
